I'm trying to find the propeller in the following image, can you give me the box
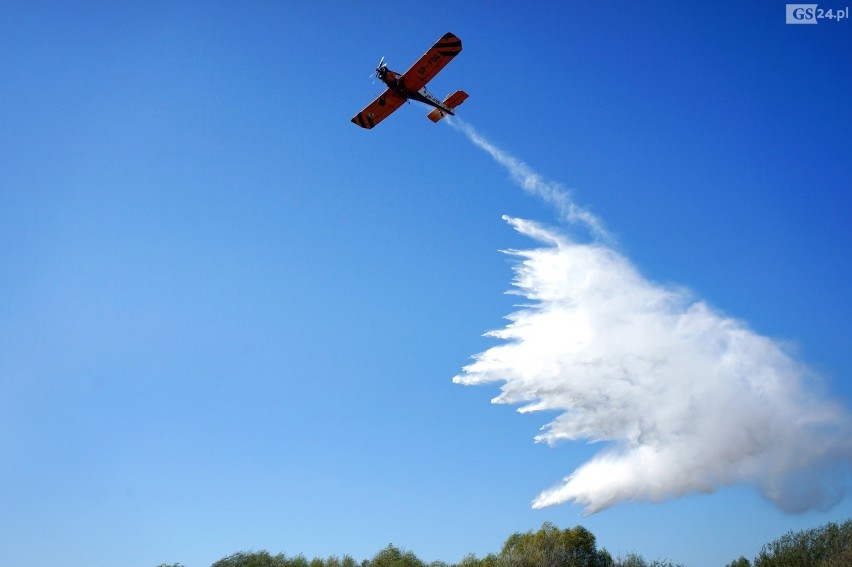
[371,56,387,83]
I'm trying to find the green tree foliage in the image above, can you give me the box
[366,545,425,567]
[612,554,645,567]
[327,555,360,567]
[458,551,501,567]
[210,552,355,567]
[211,551,278,567]
[495,521,613,567]
[609,553,684,567]
[817,545,852,567]
[203,518,852,567]
[754,519,852,567]
[211,551,292,567]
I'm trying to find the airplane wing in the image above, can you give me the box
[399,32,462,93]
[351,89,407,129]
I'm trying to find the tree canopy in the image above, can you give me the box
[497,521,612,567]
[181,518,852,567]
[754,519,852,567]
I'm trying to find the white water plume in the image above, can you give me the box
[447,119,609,241]
[451,121,852,514]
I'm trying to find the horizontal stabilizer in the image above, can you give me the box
[427,90,469,123]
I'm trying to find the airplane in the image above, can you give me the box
[351,32,468,129]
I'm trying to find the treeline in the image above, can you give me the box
[725,517,852,567]
[158,518,852,567]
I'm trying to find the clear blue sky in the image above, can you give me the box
[2,2,851,567]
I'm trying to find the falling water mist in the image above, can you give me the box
[449,118,852,514]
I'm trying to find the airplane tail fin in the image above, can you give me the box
[427,90,469,123]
